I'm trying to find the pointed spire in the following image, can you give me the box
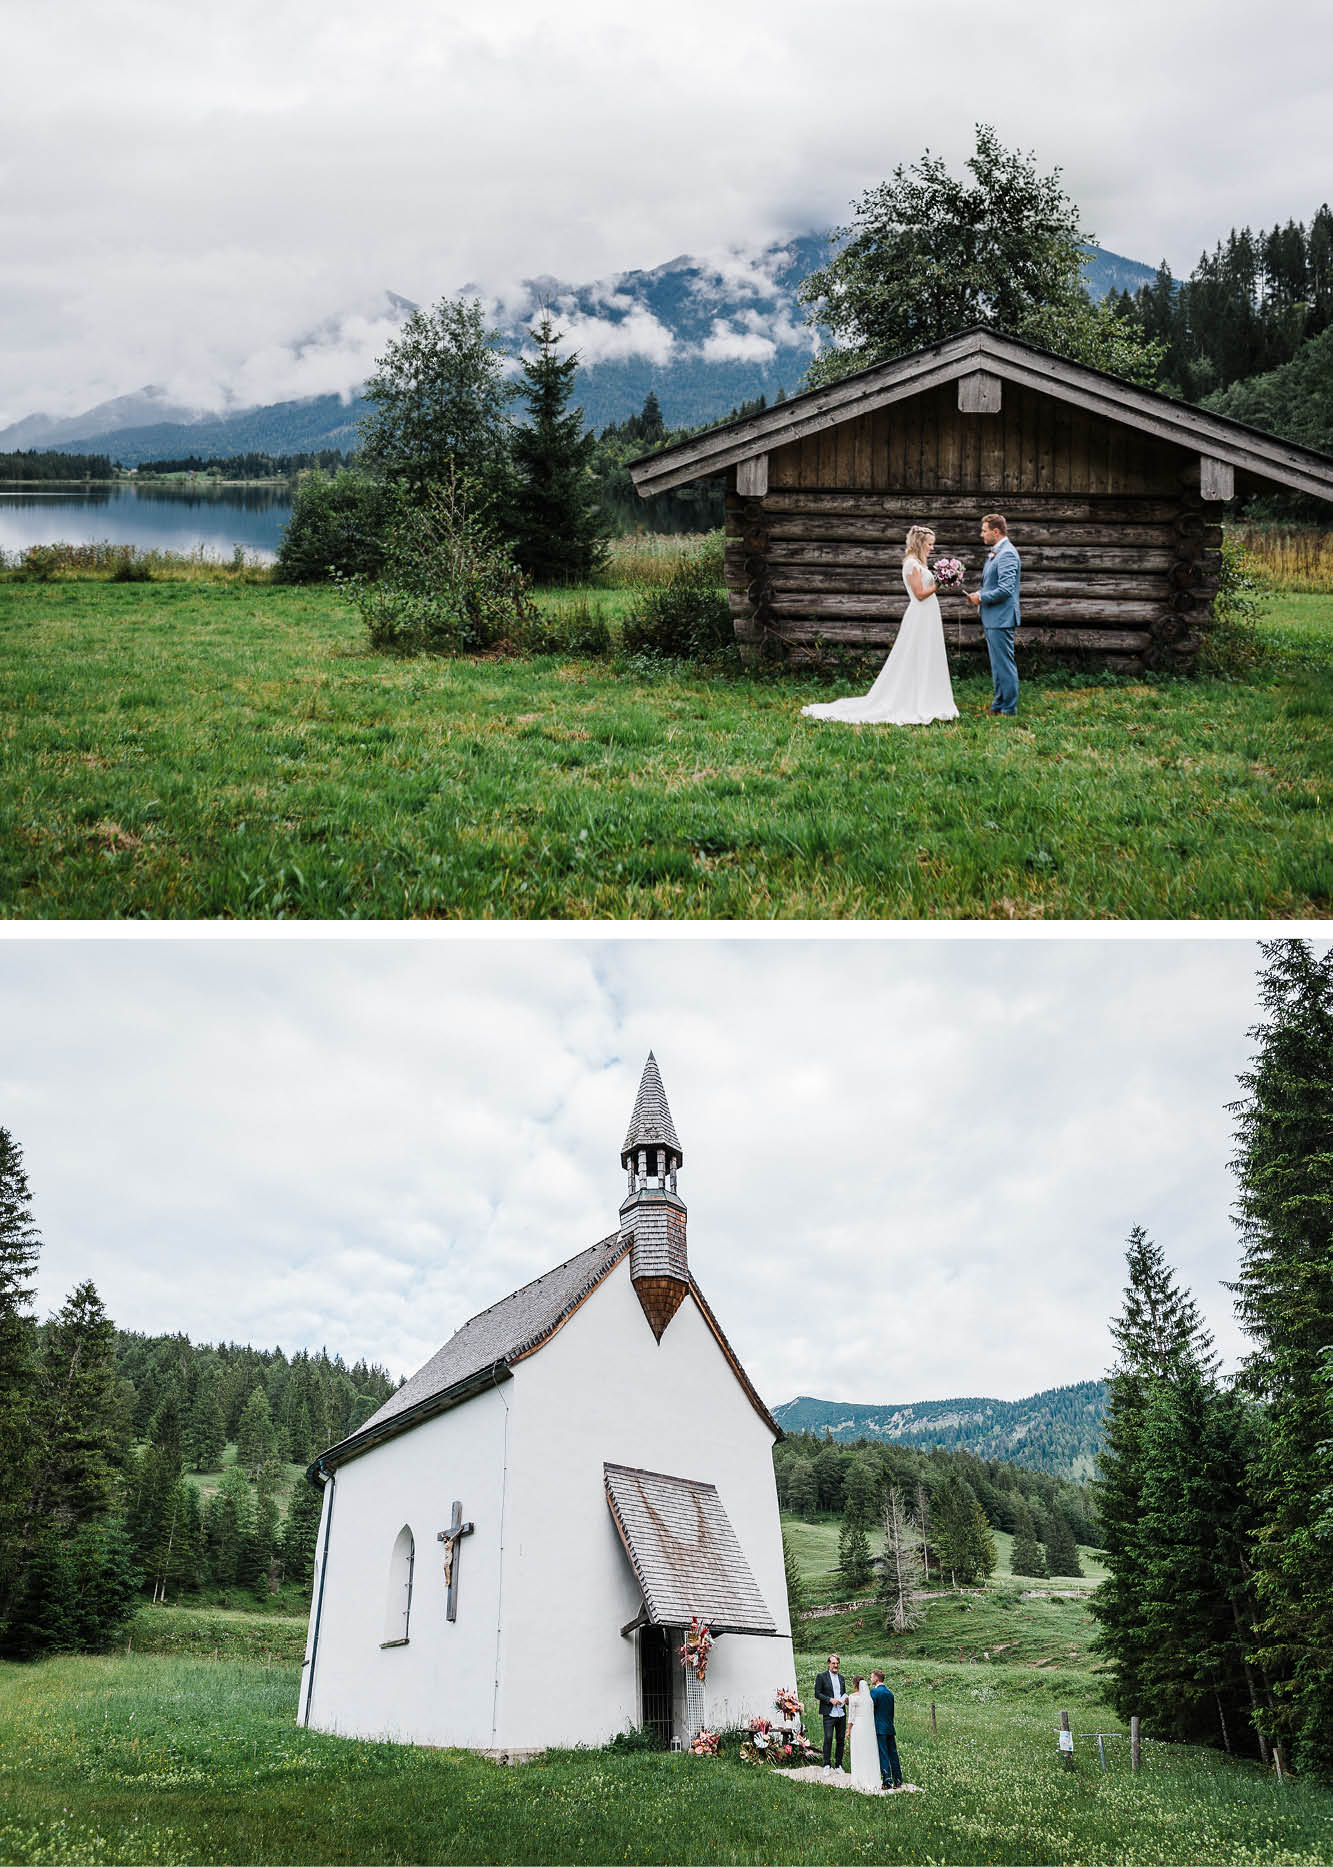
[620,1052,682,1166]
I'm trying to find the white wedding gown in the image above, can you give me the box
[801,562,959,726]
[849,1684,882,1791]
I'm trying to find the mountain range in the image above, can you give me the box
[5,239,1157,467]
[773,1380,1108,1480]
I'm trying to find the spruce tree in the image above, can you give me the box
[1042,1507,1082,1580]
[236,1386,279,1480]
[186,1384,226,1472]
[932,1474,993,1585]
[1229,939,1333,1777]
[281,1475,325,1588]
[837,1507,873,1589]
[511,312,609,584]
[0,1128,40,1629]
[146,1389,185,1481]
[1009,1498,1048,1579]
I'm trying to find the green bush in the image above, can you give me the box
[622,536,733,660]
[344,471,537,656]
[109,547,152,582]
[1199,535,1273,679]
[275,469,398,583]
[524,598,612,658]
[605,1723,663,1753]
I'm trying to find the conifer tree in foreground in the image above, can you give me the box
[511,312,609,585]
[0,1129,40,1628]
[781,1527,805,1619]
[1230,939,1333,1778]
[281,1473,325,1588]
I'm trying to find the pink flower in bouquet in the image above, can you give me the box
[932,555,966,592]
[689,1728,720,1756]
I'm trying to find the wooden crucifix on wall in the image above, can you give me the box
[437,1500,474,1622]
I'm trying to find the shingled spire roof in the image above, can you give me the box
[620,1052,682,1166]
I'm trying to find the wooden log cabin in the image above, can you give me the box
[628,328,1333,672]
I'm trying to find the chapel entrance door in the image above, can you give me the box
[640,1625,673,1747]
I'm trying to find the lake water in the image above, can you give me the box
[0,484,292,564]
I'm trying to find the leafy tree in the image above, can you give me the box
[236,1386,279,1481]
[511,313,609,584]
[1229,939,1333,1778]
[798,124,1164,388]
[1009,1497,1048,1579]
[275,470,399,584]
[360,297,513,498]
[837,1508,873,1589]
[878,1487,927,1633]
[0,1128,40,1629]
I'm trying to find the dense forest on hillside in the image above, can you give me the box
[774,1381,1106,1478]
[773,1430,1098,1553]
[134,450,353,478]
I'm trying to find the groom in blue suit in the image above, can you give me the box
[966,512,1021,715]
[870,1669,903,1789]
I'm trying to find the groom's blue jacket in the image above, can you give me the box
[870,1683,895,1733]
[979,538,1021,631]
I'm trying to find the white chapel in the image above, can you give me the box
[298,1054,795,1754]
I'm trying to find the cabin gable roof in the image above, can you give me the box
[627,326,1333,504]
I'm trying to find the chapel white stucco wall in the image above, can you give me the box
[300,1384,511,1748]
[492,1256,795,1750]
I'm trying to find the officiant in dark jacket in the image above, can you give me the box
[814,1654,849,1769]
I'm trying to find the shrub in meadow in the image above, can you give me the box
[275,469,399,583]
[622,535,732,660]
[345,470,537,656]
[1199,536,1272,678]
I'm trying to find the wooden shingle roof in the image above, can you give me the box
[604,1462,778,1635]
[620,1051,683,1164]
[628,326,1333,504]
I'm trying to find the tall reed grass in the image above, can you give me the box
[1228,524,1333,593]
[601,529,723,587]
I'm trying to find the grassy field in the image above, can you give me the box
[1,578,1330,918]
[2,1641,1328,1866]
[781,1510,1106,1593]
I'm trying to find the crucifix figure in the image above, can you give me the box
[437,1499,474,1622]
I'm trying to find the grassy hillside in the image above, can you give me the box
[783,1512,1106,1595]
[1,582,1330,918]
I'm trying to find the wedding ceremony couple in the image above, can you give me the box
[814,1653,905,1793]
[802,513,1021,726]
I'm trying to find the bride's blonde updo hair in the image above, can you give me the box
[904,525,935,564]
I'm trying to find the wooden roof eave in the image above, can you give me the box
[628,327,1333,505]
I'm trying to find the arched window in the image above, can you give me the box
[382,1525,414,1646]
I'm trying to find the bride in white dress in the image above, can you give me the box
[801,524,959,726]
[848,1676,883,1792]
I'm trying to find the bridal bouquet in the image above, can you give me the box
[932,555,966,593]
[679,1616,714,1683]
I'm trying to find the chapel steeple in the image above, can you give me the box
[619,1053,688,1341]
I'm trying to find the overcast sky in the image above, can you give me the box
[4,0,1331,423]
[0,935,1307,1408]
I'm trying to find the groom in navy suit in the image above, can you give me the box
[966,512,1022,715]
[870,1670,903,1789]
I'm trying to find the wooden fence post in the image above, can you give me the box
[1059,1709,1074,1770]
[1273,1741,1286,1783]
[1130,1716,1140,1774]
[930,1701,938,1740]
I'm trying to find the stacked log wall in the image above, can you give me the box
[723,382,1224,672]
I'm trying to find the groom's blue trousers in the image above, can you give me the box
[876,1728,903,1786]
[984,624,1019,714]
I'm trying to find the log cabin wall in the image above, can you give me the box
[723,380,1223,672]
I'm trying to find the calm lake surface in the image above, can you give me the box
[0,484,292,563]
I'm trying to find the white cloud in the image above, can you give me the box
[1,937,1309,1409]
[1,0,1330,422]
[700,319,778,365]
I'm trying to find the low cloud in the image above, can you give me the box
[701,319,778,364]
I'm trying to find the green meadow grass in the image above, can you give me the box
[1,581,1329,919]
[782,1511,1106,1592]
[2,1649,1329,1866]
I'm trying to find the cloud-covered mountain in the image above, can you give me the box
[6,239,1156,465]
